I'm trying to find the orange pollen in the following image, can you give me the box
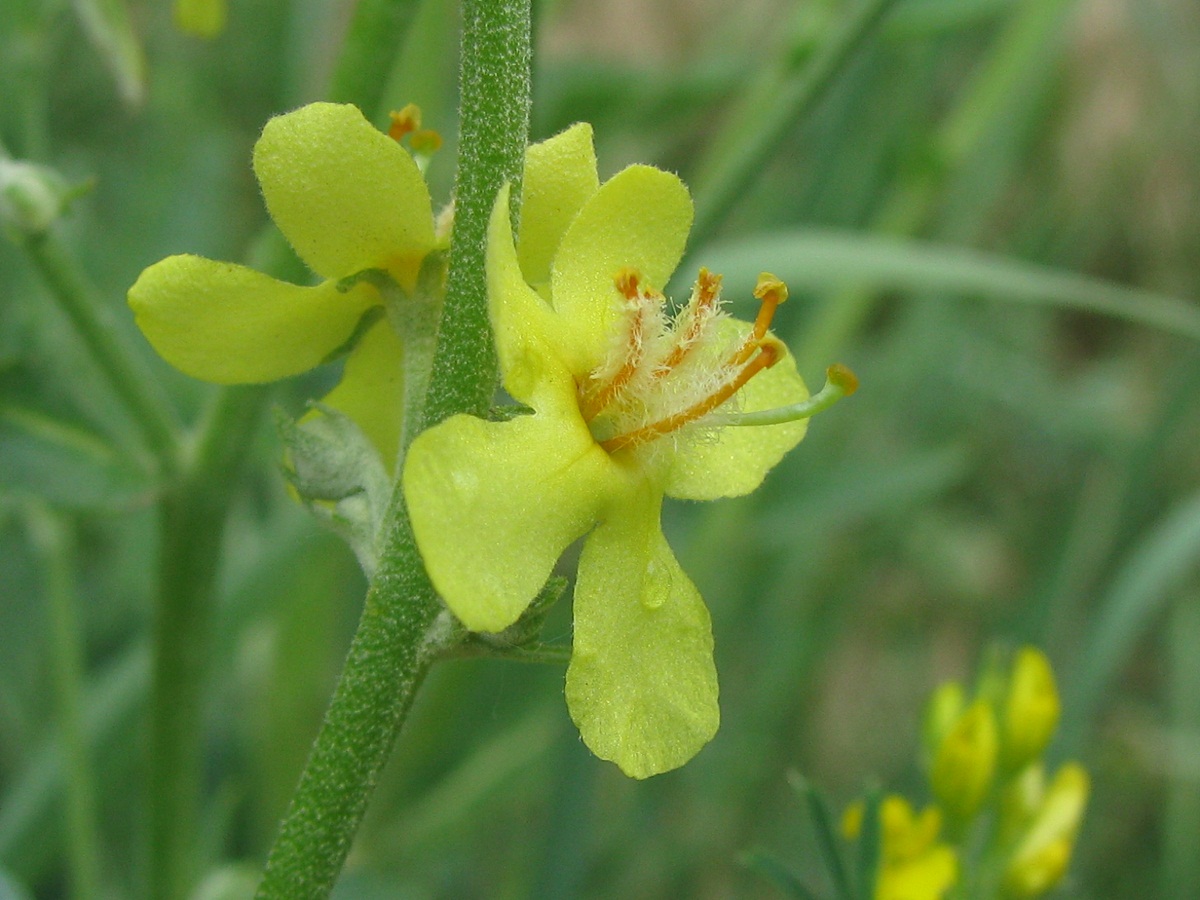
[580,298,648,422]
[600,340,781,454]
[655,267,721,375]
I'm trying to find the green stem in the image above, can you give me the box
[255,2,532,896]
[18,231,180,474]
[690,0,903,247]
[327,0,421,119]
[25,504,102,900]
[422,0,531,427]
[149,385,268,900]
[253,503,446,900]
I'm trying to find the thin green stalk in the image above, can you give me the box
[690,0,903,247]
[423,0,531,427]
[25,504,102,900]
[18,231,180,474]
[328,0,421,119]
[255,2,532,896]
[148,385,268,900]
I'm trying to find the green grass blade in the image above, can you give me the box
[1061,491,1200,750]
[684,230,1200,342]
[742,849,822,900]
[789,771,856,900]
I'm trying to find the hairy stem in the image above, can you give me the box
[422,0,531,427]
[255,1,533,896]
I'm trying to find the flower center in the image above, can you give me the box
[579,268,788,453]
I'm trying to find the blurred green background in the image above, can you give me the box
[2,0,1199,897]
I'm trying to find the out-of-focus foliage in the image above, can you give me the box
[1,0,1198,897]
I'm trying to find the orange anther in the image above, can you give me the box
[749,272,788,342]
[827,363,859,395]
[388,104,422,142]
[410,129,443,155]
[601,337,783,454]
[614,267,642,300]
[656,268,722,376]
[580,291,648,422]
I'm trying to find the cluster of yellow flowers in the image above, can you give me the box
[844,647,1089,900]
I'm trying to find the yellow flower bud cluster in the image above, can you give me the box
[919,646,1088,899]
[832,646,1087,900]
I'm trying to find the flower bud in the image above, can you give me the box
[930,699,998,824]
[0,159,70,236]
[875,796,958,900]
[923,680,966,762]
[1002,762,1089,898]
[1001,647,1060,772]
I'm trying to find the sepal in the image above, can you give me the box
[277,404,391,577]
[458,576,571,660]
[0,160,90,236]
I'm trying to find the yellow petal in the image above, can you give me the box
[878,845,958,900]
[128,254,375,384]
[550,165,693,374]
[318,318,405,470]
[253,103,435,281]
[487,184,576,408]
[565,483,719,778]
[403,410,615,632]
[518,123,599,291]
[665,319,809,500]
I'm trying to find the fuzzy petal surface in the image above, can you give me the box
[566,483,719,778]
[253,102,435,280]
[550,165,693,374]
[487,185,575,408]
[665,325,809,501]
[318,318,405,470]
[404,411,614,633]
[518,123,599,292]
[128,254,375,384]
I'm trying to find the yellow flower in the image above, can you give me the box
[1000,646,1061,773]
[128,102,438,465]
[930,699,998,824]
[846,796,958,900]
[1002,762,1089,898]
[403,124,847,778]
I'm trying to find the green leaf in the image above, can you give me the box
[741,848,822,900]
[854,787,882,900]
[0,867,33,900]
[788,771,856,900]
[1062,490,1200,748]
[0,407,149,509]
[684,230,1200,342]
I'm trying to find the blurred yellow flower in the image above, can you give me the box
[845,796,958,900]
[1003,762,1089,898]
[1001,646,1061,773]
[930,699,999,824]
